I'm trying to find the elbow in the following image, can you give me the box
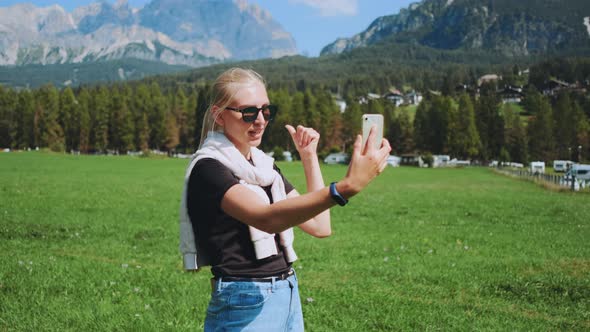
[314,228,332,238]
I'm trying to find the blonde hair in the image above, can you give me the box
[198,68,266,149]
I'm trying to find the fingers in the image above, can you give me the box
[286,125,319,148]
[285,124,296,137]
[379,138,392,154]
[363,125,377,155]
[351,134,362,160]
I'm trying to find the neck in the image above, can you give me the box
[224,134,251,159]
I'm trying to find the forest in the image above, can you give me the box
[0,57,589,164]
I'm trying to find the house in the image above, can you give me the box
[405,90,423,105]
[542,79,570,96]
[324,152,349,164]
[477,74,501,86]
[334,98,347,113]
[383,89,404,107]
[499,85,524,104]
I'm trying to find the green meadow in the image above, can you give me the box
[1,152,588,331]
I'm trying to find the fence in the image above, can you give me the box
[495,168,590,191]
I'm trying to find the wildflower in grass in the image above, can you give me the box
[383,256,389,262]
[121,263,128,269]
[306,297,314,303]
[464,245,469,250]
[134,287,140,292]
[136,265,141,269]
[18,260,23,265]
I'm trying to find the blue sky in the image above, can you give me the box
[1,0,416,56]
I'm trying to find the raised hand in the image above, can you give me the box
[342,125,391,195]
[285,125,320,160]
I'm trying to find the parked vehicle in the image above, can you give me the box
[324,152,349,164]
[553,160,573,172]
[530,161,545,174]
[566,164,590,181]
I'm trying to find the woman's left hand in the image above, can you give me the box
[285,125,319,160]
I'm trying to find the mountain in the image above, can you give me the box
[321,0,590,57]
[0,0,297,67]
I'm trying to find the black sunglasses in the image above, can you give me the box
[225,104,278,123]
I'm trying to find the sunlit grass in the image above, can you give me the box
[1,152,589,331]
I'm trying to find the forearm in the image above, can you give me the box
[299,153,331,234]
[221,180,356,235]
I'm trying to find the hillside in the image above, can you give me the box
[321,0,590,57]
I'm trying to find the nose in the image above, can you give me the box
[253,108,266,124]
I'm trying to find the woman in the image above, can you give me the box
[179,68,391,331]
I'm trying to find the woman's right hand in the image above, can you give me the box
[338,126,391,198]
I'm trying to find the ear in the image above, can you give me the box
[211,105,224,126]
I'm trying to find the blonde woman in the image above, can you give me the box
[180,68,391,331]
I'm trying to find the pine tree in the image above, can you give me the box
[37,84,64,151]
[13,90,35,149]
[149,82,167,150]
[341,96,362,152]
[174,87,189,152]
[93,86,110,152]
[553,92,576,158]
[133,84,152,152]
[503,104,528,164]
[413,98,432,152]
[59,87,78,151]
[194,85,209,148]
[164,111,180,153]
[111,88,135,153]
[475,84,504,160]
[77,88,91,153]
[0,86,17,148]
[448,94,480,159]
[527,95,555,162]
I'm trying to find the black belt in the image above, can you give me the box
[218,269,294,283]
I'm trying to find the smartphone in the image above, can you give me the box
[362,114,383,150]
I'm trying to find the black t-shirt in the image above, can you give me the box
[187,158,295,278]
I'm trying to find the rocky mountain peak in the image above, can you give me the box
[0,0,297,67]
[320,0,590,57]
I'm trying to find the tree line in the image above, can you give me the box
[0,64,589,164]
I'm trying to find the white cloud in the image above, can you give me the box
[288,0,358,16]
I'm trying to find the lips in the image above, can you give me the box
[248,127,264,139]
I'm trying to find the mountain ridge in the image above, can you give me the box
[0,0,297,67]
[321,0,590,57]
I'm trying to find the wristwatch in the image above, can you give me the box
[329,182,348,206]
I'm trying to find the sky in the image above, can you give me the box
[0,0,416,56]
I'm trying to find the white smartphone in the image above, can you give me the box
[362,114,383,150]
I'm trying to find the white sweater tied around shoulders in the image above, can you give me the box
[179,131,297,270]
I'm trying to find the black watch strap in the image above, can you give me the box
[329,182,348,206]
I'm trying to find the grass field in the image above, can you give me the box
[1,152,589,331]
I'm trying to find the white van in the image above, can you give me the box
[553,160,573,172]
[567,164,590,181]
[530,161,545,174]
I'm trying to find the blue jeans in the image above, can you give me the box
[205,271,304,331]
